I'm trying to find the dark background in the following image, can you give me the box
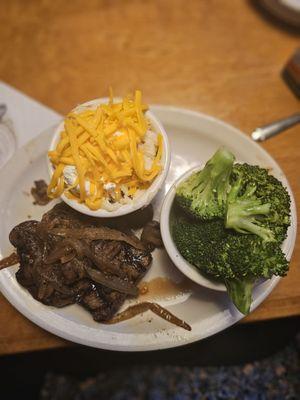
[1,316,299,399]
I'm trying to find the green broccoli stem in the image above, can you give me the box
[234,219,274,242]
[192,148,234,203]
[225,277,254,315]
[185,148,235,219]
[176,148,235,221]
[226,199,274,242]
[208,148,235,206]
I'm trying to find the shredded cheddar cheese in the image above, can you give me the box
[47,90,163,210]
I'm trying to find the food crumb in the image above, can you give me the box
[31,180,51,206]
[139,282,149,295]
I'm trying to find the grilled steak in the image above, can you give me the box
[9,203,152,321]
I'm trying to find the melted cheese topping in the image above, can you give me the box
[47,90,163,210]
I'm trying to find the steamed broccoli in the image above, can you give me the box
[171,211,289,314]
[172,149,291,315]
[226,164,291,244]
[221,234,288,314]
[171,209,226,276]
[176,148,235,220]
[225,174,274,242]
[224,278,253,316]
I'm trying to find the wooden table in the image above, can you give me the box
[0,0,299,356]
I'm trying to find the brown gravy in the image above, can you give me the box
[138,277,192,301]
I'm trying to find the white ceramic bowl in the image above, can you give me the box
[48,98,171,218]
[160,166,227,291]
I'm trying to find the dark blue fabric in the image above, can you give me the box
[41,332,300,400]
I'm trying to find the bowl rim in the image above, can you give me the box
[160,166,227,291]
[47,97,171,217]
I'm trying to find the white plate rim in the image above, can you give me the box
[0,104,297,351]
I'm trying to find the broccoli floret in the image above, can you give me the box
[222,234,288,314]
[220,234,288,280]
[225,174,274,242]
[171,211,288,314]
[171,209,226,276]
[176,148,235,220]
[226,164,291,244]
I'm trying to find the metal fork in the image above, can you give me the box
[252,113,300,142]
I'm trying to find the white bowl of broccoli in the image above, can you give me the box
[161,148,293,315]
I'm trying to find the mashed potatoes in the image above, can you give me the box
[47,91,163,211]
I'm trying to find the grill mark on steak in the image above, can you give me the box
[10,203,152,321]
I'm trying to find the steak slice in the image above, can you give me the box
[10,203,152,322]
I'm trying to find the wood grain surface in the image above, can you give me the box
[0,0,299,355]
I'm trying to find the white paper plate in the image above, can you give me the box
[0,106,297,351]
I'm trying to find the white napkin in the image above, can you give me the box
[0,81,61,149]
